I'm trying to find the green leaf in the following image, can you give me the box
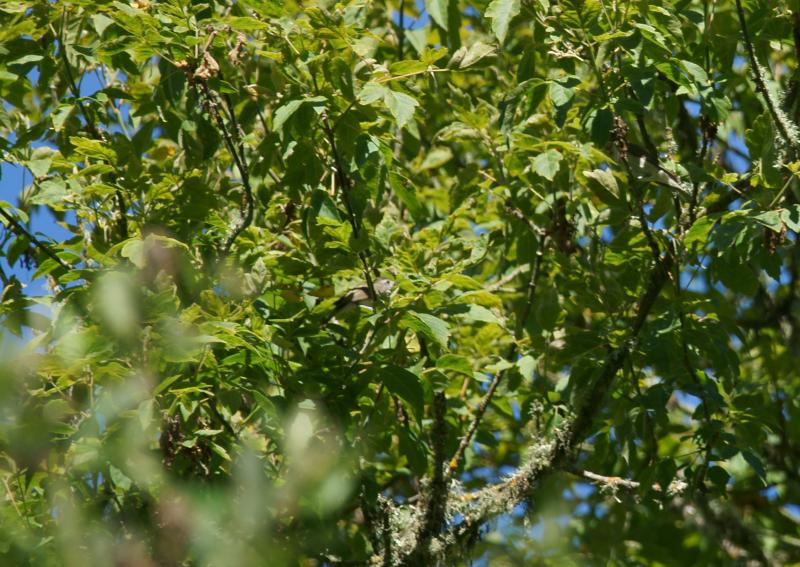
[108,465,132,491]
[195,428,224,436]
[119,238,144,268]
[31,258,61,280]
[227,16,271,30]
[583,169,622,205]
[389,59,429,76]
[679,59,708,84]
[781,205,800,232]
[398,427,428,474]
[485,0,521,44]
[425,0,450,30]
[442,273,483,290]
[559,0,601,28]
[0,201,27,223]
[70,136,118,163]
[451,304,503,326]
[400,311,451,347]
[357,83,387,105]
[549,77,578,107]
[531,149,562,181]
[389,171,424,220]
[684,214,718,247]
[549,76,579,127]
[457,41,496,68]
[273,100,305,133]
[29,179,68,206]
[435,122,481,141]
[420,47,449,66]
[751,210,782,232]
[741,451,767,484]
[587,107,613,146]
[154,374,182,395]
[26,156,52,178]
[466,236,489,266]
[51,104,75,131]
[273,97,326,133]
[211,442,231,462]
[436,354,472,375]
[380,365,424,421]
[91,13,115,35]
[383,89,418,128]
[536,286,560,331]
[9,54,43,66]
[706,465,730,491]
[358,84,418,128]
[516,355,536,379]
[420,147,453,170]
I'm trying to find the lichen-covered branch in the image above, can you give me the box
[387,187,745,564]
[735,0,800,155]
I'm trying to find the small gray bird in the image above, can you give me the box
[625,144,688,195]
[334,277,395,310]
[326,277,396,321]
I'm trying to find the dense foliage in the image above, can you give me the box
[1,0,800,564]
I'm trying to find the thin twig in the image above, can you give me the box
[568,467,688,496]
[397,0,406,60]
[447,233,547,477]
[615,119,669,275]
[516,233,548,339]
[0,207,70,271]
[671,259,715,485]
[2,477,25,523]
[317,94,376,296]
[200,83,255,256]
[486,264,530,291]
[217,69,246,157]
[689,2,716,221]
[768,170,797,210]
[331,99,357,133]
[58,10,99,138]
[58,10,129,240]
[447,369,502,475]
[374,67,449,85]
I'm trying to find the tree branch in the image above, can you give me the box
[688,491,771,565]
[394,187,746,563]
[735,0,798,154]
[200,83,255,256]
[568,467,688,496]
[308,62,377,297]
[0,206,70,272]
[57,10,129,241]
[403,392,448,565]
[320,110,376,297]
[447,232,547,478]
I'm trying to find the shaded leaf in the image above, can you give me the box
[380,365,424,421]
[485,0,521,44]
